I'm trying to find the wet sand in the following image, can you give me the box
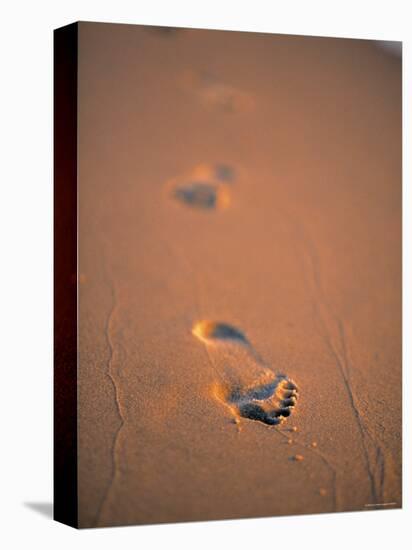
[76,23,401,527]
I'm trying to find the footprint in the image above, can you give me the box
[192,320,298,425]
[179,71,255,114]
[143,26,185,37]
[166,163,234,211]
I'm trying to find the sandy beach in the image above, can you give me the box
[76,23,401,527]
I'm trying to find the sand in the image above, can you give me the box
[76,23,401,527]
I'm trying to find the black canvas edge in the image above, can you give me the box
[53,21,79,529]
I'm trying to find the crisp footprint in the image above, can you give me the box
[166,163,234,211]
[192,320,298,425]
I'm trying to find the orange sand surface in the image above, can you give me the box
[77,23,401,527]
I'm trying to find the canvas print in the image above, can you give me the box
[54,22,402,528]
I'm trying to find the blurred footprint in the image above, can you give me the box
[166,163,235,211]
[180,71,255,113]
[192,320,298,425]
[143,25,184,37]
